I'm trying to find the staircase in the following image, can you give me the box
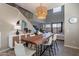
[7,3,33,22]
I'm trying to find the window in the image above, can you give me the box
[42,24,51,32]
[42,22,63,33]
[45,24,51,28]
[52,23,62,33]
[53,23,61,28]
[53,7,62,13]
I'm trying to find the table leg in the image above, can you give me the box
[36,45,40,56]
[36,45,38,56]
[39,45,43,56]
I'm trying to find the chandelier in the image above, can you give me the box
[36,4,47,20]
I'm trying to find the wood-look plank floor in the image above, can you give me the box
[0,40,79,56]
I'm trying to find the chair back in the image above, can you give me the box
[14,42,26,56]
[52,34,57,41]
[46,36,53,45]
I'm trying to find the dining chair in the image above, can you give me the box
[41,36,54,56]
[52,34,59,55]
[14,42,36,56]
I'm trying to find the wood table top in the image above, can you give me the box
[21,34,53,45]
[21,35,46,45]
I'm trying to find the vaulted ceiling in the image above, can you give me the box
[16,3,64,14]
[15,3,65,24]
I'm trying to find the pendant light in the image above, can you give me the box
[36,3,47,20]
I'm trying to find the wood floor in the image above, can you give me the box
[56,40,79,56]
[0,40,79,56]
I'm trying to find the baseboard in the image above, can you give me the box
[57,39,64,41]
[0,48,10,53]
[64,45,79,50]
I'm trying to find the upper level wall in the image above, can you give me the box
[46,6,64,23]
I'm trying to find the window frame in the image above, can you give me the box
[53,7,62,13]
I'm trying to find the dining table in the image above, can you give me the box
[21,32,53,56]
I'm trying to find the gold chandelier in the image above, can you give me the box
[36,4,47,20]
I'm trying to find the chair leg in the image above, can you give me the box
[40,45,46,56]
[55,41,59,51]
[53,42,56,55]
[40,45,49,56]
[50,45,54,56]
[48,46,51,56]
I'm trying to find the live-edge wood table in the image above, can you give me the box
[21,34,53,56]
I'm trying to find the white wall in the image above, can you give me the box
[0,32,1,48]
[64,4,79,49]
[0,4,35,49]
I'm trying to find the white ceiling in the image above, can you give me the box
[16,3,64,13]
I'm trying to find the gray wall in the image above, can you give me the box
[45,6,64,23]
[64,4,79,49]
